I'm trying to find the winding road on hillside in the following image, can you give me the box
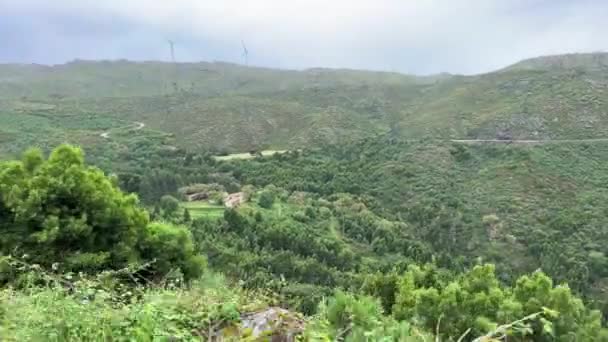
[99,121,608,146]
[100,121,145,139]
[450,138,608,144]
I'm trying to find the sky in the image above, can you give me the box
[1,0,607,75]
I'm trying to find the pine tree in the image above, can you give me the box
[152,205,161,220]
[183,208,191,222]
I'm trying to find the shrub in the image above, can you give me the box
[304,291,431,341]
[258,191,275,209]
[137,222,206,281]
[160,195,180,216]
[0,272,255,341]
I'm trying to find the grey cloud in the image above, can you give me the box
[1,0,607,74]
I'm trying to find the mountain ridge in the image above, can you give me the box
[3,51,607,76]
[1,52,607,154]
[502,52,608,72]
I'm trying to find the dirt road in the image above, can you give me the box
[100,122,145,139]
[450,138,608,144]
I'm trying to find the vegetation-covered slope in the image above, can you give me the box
[1,52,608,155]
[2,145,607,340]
[3,53,608,339]
[75,131,608,318]
[208,138,608,312]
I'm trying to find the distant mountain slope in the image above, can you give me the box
[1,53,607,153]
[503,52,608,72]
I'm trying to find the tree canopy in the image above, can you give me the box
[0,145,203,280]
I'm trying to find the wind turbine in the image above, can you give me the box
[241,40,249,66]
[167,39,176,63]
[165,39,179,95]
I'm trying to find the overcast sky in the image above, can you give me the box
[1,0,607,74]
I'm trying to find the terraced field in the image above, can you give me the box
[181,201,225,219]
[213,150,288,161]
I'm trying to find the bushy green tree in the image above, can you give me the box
[160,195,180,217]
[361,270,400,313]
[0,145,204,280]
[0,146,147,272]
[137,222,206,281]
[306,291,432,341]
[326,291,383,332]
[258,191,275,209]
[393,264,607,340]
[512,271,608,341]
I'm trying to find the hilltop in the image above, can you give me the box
[1,52,607,155]
[503,52,608,72]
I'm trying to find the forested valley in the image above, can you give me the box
[2,137,608,340]
[2,53,608,340]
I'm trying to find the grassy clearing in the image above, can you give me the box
[213,150,288,161]
[181,201,225,219]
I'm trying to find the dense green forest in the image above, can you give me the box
[2,53,608,340]
[91,134,608,314]
[2,142,608,340]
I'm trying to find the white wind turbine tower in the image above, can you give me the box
[241,40,249,66]
[167,39,176,63]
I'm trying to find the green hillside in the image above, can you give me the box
[4,144,607,340]
[4,54,608,339]
[1,52,607,155]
